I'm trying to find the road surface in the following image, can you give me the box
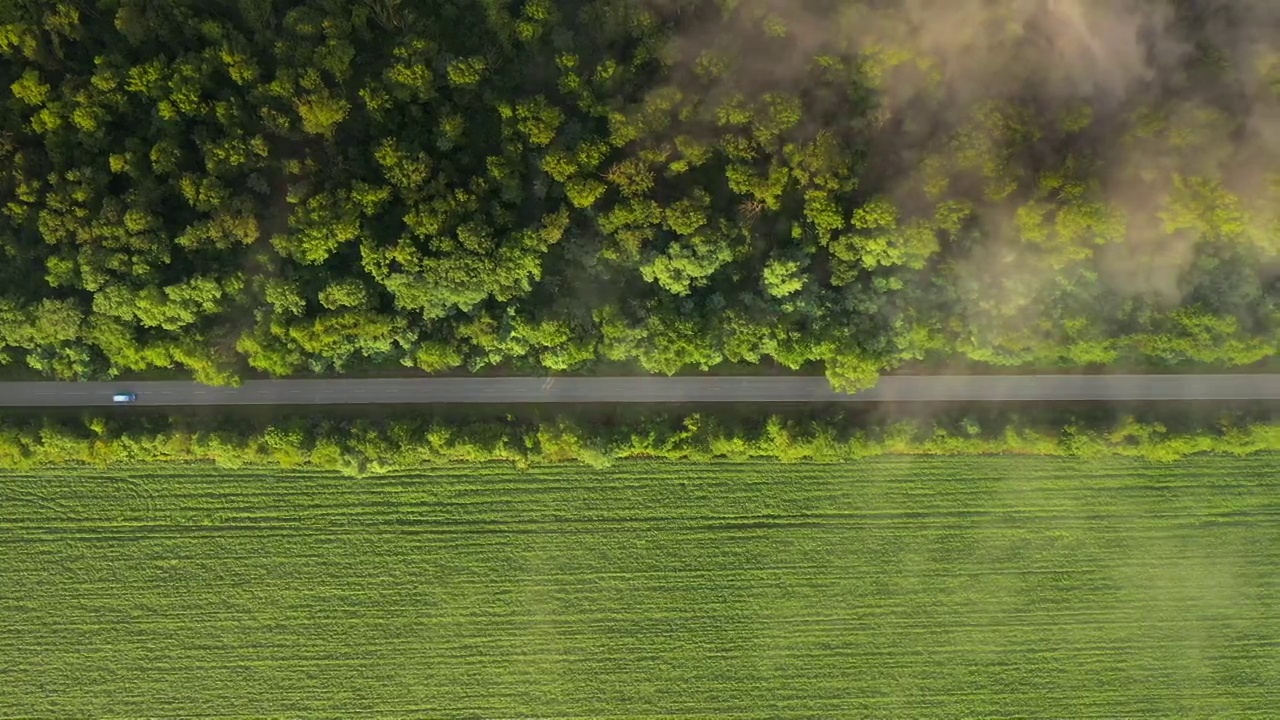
[0,374,1277,407]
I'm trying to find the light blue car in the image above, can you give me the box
[112,392,137,404]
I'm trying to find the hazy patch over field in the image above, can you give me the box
[1,457,1277,717]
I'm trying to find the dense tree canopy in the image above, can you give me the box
[0,0,1276,387]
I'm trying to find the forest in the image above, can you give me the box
[0,0,1277,388]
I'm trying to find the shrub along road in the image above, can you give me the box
[0,374,1277,407]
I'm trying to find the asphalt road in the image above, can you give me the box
[0,374,1277,407]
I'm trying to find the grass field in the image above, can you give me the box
[1,456,1278,718]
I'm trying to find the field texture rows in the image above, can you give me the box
[1,456,1278,718]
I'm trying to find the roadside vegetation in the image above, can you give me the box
[3,455,1277,718]
[0,0,1277,388]
[2,405,1277,471]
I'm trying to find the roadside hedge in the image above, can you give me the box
[0,409,1276,473]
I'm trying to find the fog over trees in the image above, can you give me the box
[0,0,1276,387]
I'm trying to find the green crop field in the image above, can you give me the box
[2,456,1278,718]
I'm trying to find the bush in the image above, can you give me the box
[0,408,1273,475]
